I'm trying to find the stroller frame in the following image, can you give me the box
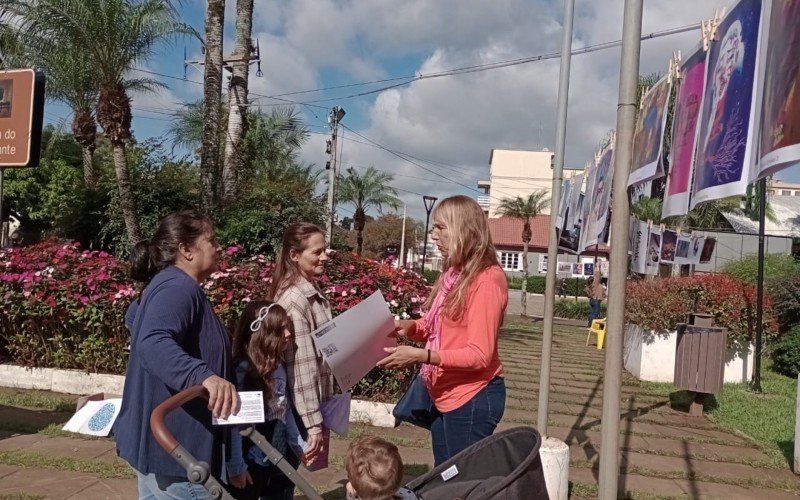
[150,385,322,500]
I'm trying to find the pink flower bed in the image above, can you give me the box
[0,241,429,401]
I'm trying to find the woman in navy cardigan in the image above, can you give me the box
[115,210,244,499]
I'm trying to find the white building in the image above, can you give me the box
[767,179,800,197]
[476,149,580,217]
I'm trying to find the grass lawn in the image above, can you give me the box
[642,365,796,467]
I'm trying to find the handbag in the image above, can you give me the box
[392,373,435,429]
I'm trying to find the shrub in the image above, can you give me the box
[422,269,441,285]
[771,326,800,378]
[722,254,800,288]
[625,274,779,347]
[0,241,429,402]
[553,299,606,320]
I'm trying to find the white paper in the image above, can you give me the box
[213,391,265,425]
[311,290,396,391]
[63,399,122,436]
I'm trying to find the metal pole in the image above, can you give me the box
[538,0,575,437]
[598,1,642,498]
[399,204,407,268]
[753,177,766,393]
[422,212,431,274]
[325,107,344,246]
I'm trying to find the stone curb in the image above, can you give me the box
[0,364,398,427]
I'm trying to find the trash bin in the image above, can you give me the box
[674,313,727,416]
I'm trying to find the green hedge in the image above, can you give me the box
[553,299,606,320]
[508,275,590,296]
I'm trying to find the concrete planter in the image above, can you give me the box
[623,324,754,384]
[0,364,399,427]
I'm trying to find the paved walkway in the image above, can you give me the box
[0,318,797,498]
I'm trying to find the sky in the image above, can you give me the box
[42,0,800,222]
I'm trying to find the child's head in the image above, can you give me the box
[232,300,293,378]
[346,437,403,500]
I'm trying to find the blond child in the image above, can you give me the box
[345,437,417,500]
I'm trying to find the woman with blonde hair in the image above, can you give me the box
[378,195,508,465]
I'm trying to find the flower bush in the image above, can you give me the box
[625,274,779,347]
[0,240,430,401]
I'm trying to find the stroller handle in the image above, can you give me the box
[150,384,208,454]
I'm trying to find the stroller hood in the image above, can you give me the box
[406,426,547,499]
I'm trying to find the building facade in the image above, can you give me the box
[476,149,580,217]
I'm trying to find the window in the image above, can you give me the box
[499,252,520,271]
[782,190,791,196]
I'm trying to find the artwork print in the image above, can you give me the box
[557,261,573,274]
[675,235,691,264]
[558,193,585,254]
[689,235,705,264]
[628,76,672,186]
[660,229,678,263]
[646,227,662,275]
[631,220,649,274]
[692,0,763,207]
[700,237,717,263]
[584,146,614,249]
[663,47,707,218]
[757,0,800,178]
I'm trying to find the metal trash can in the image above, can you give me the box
[674,313,727,415]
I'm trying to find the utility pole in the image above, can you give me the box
[326,106,346,245]
[421,196,437,274]
[399,204,407,268]
[539,0,575,437]
[753,177,766,393]
[598,1,642,498]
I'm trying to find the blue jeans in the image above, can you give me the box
[136,471,214,500]
[430,376,505,466]
[588,298,602,326]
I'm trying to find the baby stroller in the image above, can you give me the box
[150,385,323,500]
[404,427,548,499]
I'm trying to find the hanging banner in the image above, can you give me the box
[584,145,615,249]
[565,172,584,229]
[558,192,584,254]
[674,234,692,264]
[555,177,571,229]
[691,0,764,208]
[699,237,717,263]
[689,234,706,264]
[646,226,662,275]
[756,0,800,179]
[628,75,672,186]
[660,229,678,264]
[578,163,597,253]
[663,47,708,218]
[631,219,650,274]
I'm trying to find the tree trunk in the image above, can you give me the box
[71,107,97,188]
[200,0,225,213]
[112,143,142,244]
[221,0,253,205]
[354,207,366,256]
[522,240,529,316]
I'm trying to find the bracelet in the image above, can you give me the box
[427,349,431,364]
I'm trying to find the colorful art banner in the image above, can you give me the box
[628,75,672,186]
[645,226,661,275]
[689,234,706,264]
[663,46,708,218]
[660,229,678,264]
[578,164,597,253]
[674,234,692,264]
[558,192,584,254]
[584,145,615,249]
[757,0,800,179]
[631,219,650,274]
[691,0,764,208]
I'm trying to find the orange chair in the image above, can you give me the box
[586,318,606,349]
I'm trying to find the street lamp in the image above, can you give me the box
[325,106,346,245]
[421,195,438,274]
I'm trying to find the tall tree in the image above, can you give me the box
[498,190,550,316]
[0,0,192,244]
[337,167,401,255]
[200,0,225,213]
[221,0,254,205]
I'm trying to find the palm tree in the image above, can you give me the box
[201,0,225,213]
[0,10,98,187]
[221,0,254,205]
[2,0,194,244]
[498,190,550,316]
[337,167,401,255]
[630,196,663,224]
